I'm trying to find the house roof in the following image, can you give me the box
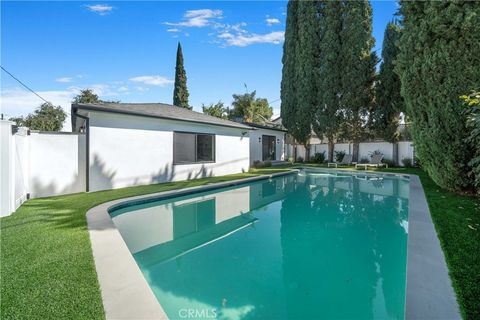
[243,121,288,132]
[71,103,254,131]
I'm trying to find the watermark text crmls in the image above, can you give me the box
[178,308,217,319]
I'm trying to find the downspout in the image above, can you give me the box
[75,113,90,192]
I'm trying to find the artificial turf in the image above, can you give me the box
[1,167,478,319]
[0,171,278,319]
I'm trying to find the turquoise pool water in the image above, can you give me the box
[111,170,409,319]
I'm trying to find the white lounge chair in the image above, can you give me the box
[328,154,353,168]
[355,154,388,170]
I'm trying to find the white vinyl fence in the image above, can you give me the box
[0,120,86,217]
[287,141,415,165]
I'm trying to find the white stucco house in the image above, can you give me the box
[1,102,288,216]
[246,122,286,164]
[71,103,256,192]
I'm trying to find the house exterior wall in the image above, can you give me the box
[88,111,250,192]
[249,128,285,164]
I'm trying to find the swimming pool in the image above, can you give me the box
[110,169,410,319]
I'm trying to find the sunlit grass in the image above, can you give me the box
[0,171,277,319]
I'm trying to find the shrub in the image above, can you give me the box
[334,150,346,163]
[359,157,370,164]
[253,160,264,168]
[296,156,304,163]
[313,152,326,164]
[461,91,480,194]
[402,157,413,168]
[263,160,272,167]
[383,159,395,168]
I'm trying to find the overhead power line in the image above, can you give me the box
[1,65,51,105]
[269,98,281,104]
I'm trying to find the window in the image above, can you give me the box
[174,132,215,164]
[173,199,216,239]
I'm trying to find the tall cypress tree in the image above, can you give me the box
[280,0,298,135]
[396,1,480,191]
[281,0,308,159]
[340,0,377,161]
[371,21,404,163]
[173,42,190,109]
[313,0,342,162]
[294,1,320,158]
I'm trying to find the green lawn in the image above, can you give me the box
[1,167,478,319]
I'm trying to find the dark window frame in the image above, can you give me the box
[173,131,216,165]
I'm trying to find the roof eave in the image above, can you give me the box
[72,104,254,130]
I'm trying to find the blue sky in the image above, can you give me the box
[1,1,398,130]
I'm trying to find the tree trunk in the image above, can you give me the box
[352,141,360,162]
[305,144,310,162]
[328,140,335,162]
[392,141,398,166]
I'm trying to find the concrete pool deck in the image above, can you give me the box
[406,174,460,319]
[86,169,460,320]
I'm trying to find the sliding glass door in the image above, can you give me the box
[262,135,276,161]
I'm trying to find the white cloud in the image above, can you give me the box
[117,86,129,93]
[266,18,280,26]
[1,87,79,131]
[224,31,285,47]
[164,9,282,48]
[164,9,223,28]
[129,75,174,86]
[55,77,73,83]
[218,32,233,39]
[135,86,149,92]
[86,4,114,15]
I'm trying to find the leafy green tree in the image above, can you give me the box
[314,0,342,162]
[229,90,272,124]
[371,21,404,164]
[396,1,480,191]
[173,42,190,109]
[9,103,66,131]
[202,101,229,119]
[340,0,377,162]
[72,89,119,104]
[72,89,100,104]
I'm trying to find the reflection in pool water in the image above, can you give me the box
[111,170,409,320]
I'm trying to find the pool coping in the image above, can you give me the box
[86,168,460,320]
